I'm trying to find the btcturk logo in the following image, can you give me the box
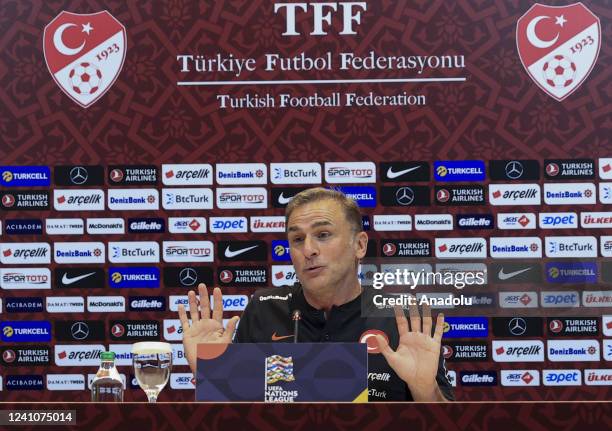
[516,3,601,101]
[43,11,127,108]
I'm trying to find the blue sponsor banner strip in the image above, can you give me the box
[0,166,51,187]
[109,266,160,288]
[434,161,485,182]
[0,321,51,342]
[545,262,598,283]
[6,375,45,390]
[271,240,291,261]
[443,316,488,338]
[334,186,377,208]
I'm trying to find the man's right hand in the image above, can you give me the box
[178,283,239,374]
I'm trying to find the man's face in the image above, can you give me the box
[287,199,367,294]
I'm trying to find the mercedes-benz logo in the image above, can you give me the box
[179,267,197,286]
[508,317,527,336]
[69,166,88,185]
[71,321,90,340]
[505,161,524,179]
[395,187,414,206]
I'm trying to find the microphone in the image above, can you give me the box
[291,309,301,343]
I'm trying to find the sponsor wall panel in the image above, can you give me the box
[0,0,609,403]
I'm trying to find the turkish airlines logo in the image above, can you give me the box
[43,11,126,107]
[516,3,601,101]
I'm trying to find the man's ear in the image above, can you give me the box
[354,231,368,259]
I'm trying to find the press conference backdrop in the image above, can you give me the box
[0,0,610,401]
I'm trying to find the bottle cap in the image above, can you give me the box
[101,351,116,361]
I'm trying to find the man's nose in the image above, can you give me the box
[303,235,319,258]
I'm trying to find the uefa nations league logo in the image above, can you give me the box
[43,11,126,108]
[516,3,601,101]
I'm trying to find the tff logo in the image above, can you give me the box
[43,11,126,107]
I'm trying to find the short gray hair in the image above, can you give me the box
[285,187,363,233]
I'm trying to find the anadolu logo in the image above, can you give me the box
[516,3,601,101]
[43,11,127,108]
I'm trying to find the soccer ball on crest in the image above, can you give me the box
[69,62,102,95]
[542,55,576,89]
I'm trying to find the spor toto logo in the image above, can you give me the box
[359,329,388,354]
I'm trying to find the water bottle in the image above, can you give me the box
[91,351,124,402]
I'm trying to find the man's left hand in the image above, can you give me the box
[375,302,446,401]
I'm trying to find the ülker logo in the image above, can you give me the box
[43,11,126,108]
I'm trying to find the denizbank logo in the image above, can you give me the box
[546,262,597,283]
[109,267,160,288]
[434,161,485,182]
[107,188,159,210]
[1,321,51,342]
[54,242,105,264]
[216,163,267,185]
[0,166,50,187]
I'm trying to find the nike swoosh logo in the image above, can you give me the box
[498,267,531,280]
[225,245,258,258]
[278,192,292,205]
[387,166,420,179]
[62,272,96,285]
[271,332,293,341]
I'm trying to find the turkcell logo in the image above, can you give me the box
[109,267,160,288]
[434,161,485,182]
[443,317,488,338]
[272,240,291,262]
[0,321,51,342]
[0,166,50,187]
[546,262,597,283]
[5,219,43,234]
[335,186,376,208]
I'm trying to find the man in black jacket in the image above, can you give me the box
[178,187,454,401]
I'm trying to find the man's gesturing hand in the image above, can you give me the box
[178,283,239,374]
[375,303,446,401]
